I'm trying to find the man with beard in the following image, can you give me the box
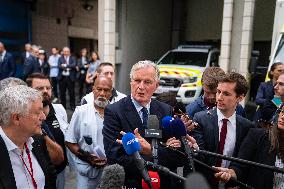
[65,76,111,189]
[26,73,68,189]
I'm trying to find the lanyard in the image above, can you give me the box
[20,143,37,189]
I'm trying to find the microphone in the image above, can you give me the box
[145,115,162,164]
[161,117,195,171]
[122,132,152,188]
[161,115,176,139]
[184,172,210,189]
[142,171,160,189]
[99,164,125,189]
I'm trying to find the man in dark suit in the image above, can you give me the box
[0,85,56,189]
[21,43,32,64]
[22,45,41,80]
[103,61,194,189]
[58,47,77,110]
[192,72,254,188]
[0,42,16,80]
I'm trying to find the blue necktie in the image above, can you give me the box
[141,107,148,128]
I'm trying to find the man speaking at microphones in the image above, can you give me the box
[103,61,187,189]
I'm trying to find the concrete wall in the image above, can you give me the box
[31,0,98,54]
[118,0,173,93]
[253,0,276,41]
[184,0,223,41]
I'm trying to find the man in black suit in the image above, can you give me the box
[22,45,41,80]
[0,85,56,189]
[192,72,254,188]
[58,47,77,110]
[21,43,32,64]
[103,60,194,189]
[0,42,16,80]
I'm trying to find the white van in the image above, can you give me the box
[154,45,220,104]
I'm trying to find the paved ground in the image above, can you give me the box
[65,166,77,189]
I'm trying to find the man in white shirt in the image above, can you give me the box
[48,47,60,102]
[0,85,56,189]
[192,72,254,189]
[65,76,112,189]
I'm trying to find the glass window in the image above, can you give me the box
[274,36,284,63]
[158,51,208,67]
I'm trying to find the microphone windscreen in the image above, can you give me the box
[147,115,160,129]
[170,118,187,138]
[99,164,125,189]
[161,116,174,136]
[122,132,141,155]
[142,171,160,189]
[162,116,174,128]
[185,172,210,189]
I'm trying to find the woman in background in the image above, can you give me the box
[85,51,101,93]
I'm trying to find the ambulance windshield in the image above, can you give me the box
[158,51,208,67]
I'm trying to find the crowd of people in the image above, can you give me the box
[0,42,104,110]
[0,40,284,189]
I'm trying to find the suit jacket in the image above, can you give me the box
[22,55,41,80]
[0,52,16,80]
[0,135,57,189]
[229,128,276,189]
[255,81,274,106]
[21,51,30,64]
[192,108,254,180]
[103,96,186,189]
[57,55,77,81]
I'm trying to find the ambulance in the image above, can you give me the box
[154,45,220,104]
[266,0,284,80]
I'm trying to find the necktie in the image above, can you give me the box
[141,107,148,128]
[0,53,2,62]
[216,118,228,167]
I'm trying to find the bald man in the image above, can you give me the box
[65,76,112,189]
[58,47,77,110]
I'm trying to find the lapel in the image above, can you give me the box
[0,136,17,189]
[149,100,164,121]
[234,115,242,155]
[211,108,220,152]
[205,108,219,152]
[124,96,143,132]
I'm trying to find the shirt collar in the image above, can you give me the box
[1,50,6,57]
[0,126,34,152]
[216,108,236,125]
[131,95,151,113]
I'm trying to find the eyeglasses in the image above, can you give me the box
[35,86,53,91]
[274,82,284,87]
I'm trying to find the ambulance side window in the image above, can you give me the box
[210,52,220,67]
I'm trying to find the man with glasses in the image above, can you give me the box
[27,73,68,189]
[261,72,284,123]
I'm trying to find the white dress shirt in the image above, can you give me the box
[131,95,151,123]
[65,103,105,178]
[216,108,236,168]
[0,127,45,189]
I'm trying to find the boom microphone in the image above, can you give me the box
[122,132,152,188]
[99,164,125,189]
[145,115,162,164]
